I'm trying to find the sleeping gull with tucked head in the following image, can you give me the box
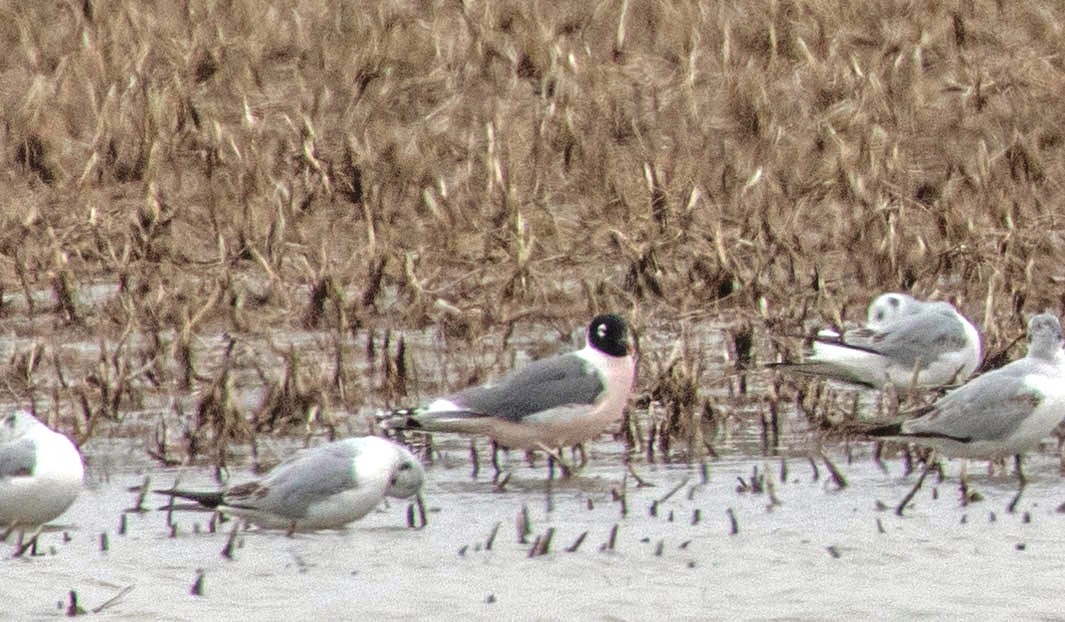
[0,410,84,534]
[156,436,424,531]
[776,293,982,389]
[379,314,635,455]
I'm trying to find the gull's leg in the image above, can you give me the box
[490,440,507,483]
[1006,455,1027,514]
[13,526,41,558]
[1014,454,1028,487]
[958,459,984,504]
[469,439,480,480]
[575,443,588,469]
[959,459,969,504]
[413,493,428,528]
[537,444,576,478]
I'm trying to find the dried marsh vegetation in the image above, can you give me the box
[3,0,1065,463]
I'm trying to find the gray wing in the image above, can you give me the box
[905,362,1041,442]
[445,353,603,422]
[840,307,967,369]
[226,443,358,518]
[0,438,36,478]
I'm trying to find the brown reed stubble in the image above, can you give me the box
[2,1,1065,458]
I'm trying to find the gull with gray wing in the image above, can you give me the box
[866,313,1065,468]
[156,436,424,531]
[0,410,84,531]
[380,314,635,452]
[776,293,982,389]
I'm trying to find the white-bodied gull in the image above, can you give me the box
[777,293,982,389]
[156,436,424,531]
[862,313,1065,514]
[0,411,84,531]
[867,313,1065,464]
[380,314,636,452]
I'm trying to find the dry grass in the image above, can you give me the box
[3,0,1065,463]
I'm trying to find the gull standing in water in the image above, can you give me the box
[775,293,982,390]
[380,314,635,472]
[863,313,1065,510]
[0,411,84,536]
[156,436,424,531]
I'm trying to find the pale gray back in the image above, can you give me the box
[0,438,36,479]
[906,358,1048,441]
[844,304,968,369]
[237,442,359,518]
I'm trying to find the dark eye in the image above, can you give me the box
[399,462,412,471]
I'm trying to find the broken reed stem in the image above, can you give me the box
[896,460,935,516]
[517,505,531,544]
[190,570,205,596]
[602,523,619,552]
[90,585,135,614]
[566,531,587,553]
[657,477,690,504]
[1006,484,1026,515]
[820,451,848,489]
[221,522,240,560]
[528,527,554,557]
[485,522,500,550]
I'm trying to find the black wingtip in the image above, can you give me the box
[864,423,971,444]
[865,422,903,438]
[153,488,225,509]
[767,361,880,389]
[378,410,423,431]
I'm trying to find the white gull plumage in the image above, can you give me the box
[0,410,84,530]
[156,436,424,531]
[867,312,1065,462]
[777,293,982,389]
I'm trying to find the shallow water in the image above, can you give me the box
[6,434,1065,620]
[4,289,1065,619]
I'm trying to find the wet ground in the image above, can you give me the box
[6,431,1065,619]
[4,309,1065,619]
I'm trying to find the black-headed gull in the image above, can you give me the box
[157,436,424,531]
[380,314,635,451]
[0,411,84,530]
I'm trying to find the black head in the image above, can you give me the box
[587,314,630,358]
